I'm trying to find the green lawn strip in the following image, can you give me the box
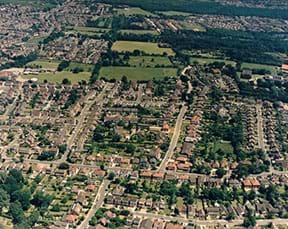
[23,71,90,84]
[112,41,175,56]
[99,66,177,80]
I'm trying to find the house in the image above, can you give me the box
[64,214,78,224]
[241,69,252,79]
[165,223,184,229]
[281,64,288,73]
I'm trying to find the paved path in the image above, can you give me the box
[158,105,187,172]
[78,179,110,229]
[133,211,288,227]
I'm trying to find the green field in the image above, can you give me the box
[208,141,234,154]
[241,62,279,74]
[157,10,191,16]
[69,26,110,36]
[119,29,159,35]
[180,21,206,32]
[99,66,177,80]
[64,62,94,72]
[26,59,60,69]
[23,71,90,84]
[190,57,236,66]
[114,7,156,16]
[128,56,172,67]
[112,41,175,56]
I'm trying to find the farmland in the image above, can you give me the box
[99,66,177,80]
[112,41,175,56]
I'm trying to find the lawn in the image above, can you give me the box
[99,66,177,80]
[128,56,172,67]
[157,10,191,16]
[114,7,156,16]
[65,62,94,72]
[112,41,175,56]
[190,57,236,66]
[241,62,279,74]
[69,26,110,36]
[26,59,60,69]
[180,21,206,32]
[208,141,234,154]
[119,29,159,35]
[23,71,91,84]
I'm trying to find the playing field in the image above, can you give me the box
[241,62,279,74]
[70,26,110,36]
[23,71,90,84]
[190,57,236,66]
[64,62,94,72]
[99,66,177,80]
[114,7,156,16]
[26,59,60,69]
[128,56,172,67]
[112,41,175,56]
[119,29,159,35]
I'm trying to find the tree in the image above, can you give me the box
[112,133,121,142]
[31,191,53,209]
[11,189,31,210]
[126,144,136,154]
[216,168,226,178]
[0,188,9,212]
[243,210,256,227]
[178,182,193,204]
[57,60,70,71]
[108,172,116,181]
[62,78,71,85]
[58,162,69,170]
[9,201,25,224]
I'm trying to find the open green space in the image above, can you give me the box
[157,10,191,16]
[99,66,177,80]
[180,21,206,32]
[112,41,175,56]
[23,71,90,84]
[114,7,156,16]
[241,62,279,74]
[69,26,110,36]
[64,62,94,72]
[119,29,159,35]
[190,57,236,66]
[26,59,60,69]
[128,56,172,67]
[208,141,234,154]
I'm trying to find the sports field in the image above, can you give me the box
[128,56,172,67]
[112,41,175,56]
[99,66,177,80]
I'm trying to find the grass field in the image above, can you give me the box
[181,21,206,32]
[64,62,94,72]
[112,41,175,56]
[119,29,159,35]
[99,66,177,80]
[208,141,234,154]
[23,71,90,84]
[241,62,279,74]
[26,59,60,69]
[157,11,191,16]
[128,56,172,67]
[69,26,110,36]
[114,7,156,16]
[190,57,236,66]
